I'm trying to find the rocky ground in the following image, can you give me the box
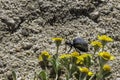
[0,0,120,80]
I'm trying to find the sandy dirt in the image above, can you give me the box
[0,0,120,80]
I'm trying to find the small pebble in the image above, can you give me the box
[21,42,33,50]
[116,4,120,10]
[21,29,29,37]
[89,11,100,21]
[0,60,3,67]
[5,71,13,80]
[114,35,120,41]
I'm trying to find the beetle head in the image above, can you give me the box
[65,41,73,47]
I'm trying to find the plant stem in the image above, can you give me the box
[55,73,58,80]
[83,76,87,80]
[79,73,82,80]
[55,46,59,59]
[89,75,94,80]
[93,49,96,56]
[43,61,47,71]
[102,45,104,51]
[56,46,59,54]
[54,45,60,80]
[96,69,103,80]
[102,41,106,51]
[67,68,71,80]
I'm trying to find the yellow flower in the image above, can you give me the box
[41,51,51,57]
[76,56,84,64]
[52,37,63,47]
[88,71,94,76]
[78,67,89,74]
[59,54,71,59]
[103,64,111,72]
[81,53,92,58]
[98,51,115,60]
[38,51,51,61]
[52,37,63,42]
[98,35,113,42]
[91,41,103,48]
[71,51,80,57]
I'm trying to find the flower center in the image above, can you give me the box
[103,53,110,59]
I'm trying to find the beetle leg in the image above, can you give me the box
[64,44,67,53]
[75,48,81,54]
[67,46,72,53]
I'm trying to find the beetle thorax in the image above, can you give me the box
[65,41,73,47]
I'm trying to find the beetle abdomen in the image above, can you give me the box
[73,37,88,52]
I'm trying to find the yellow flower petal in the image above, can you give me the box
[38,55,43,61]
[98,35,113,42]
[79,67,89,73]
[81,53,92,58]
[52,37,63,46]
[71,51,80,57]
[59,54,71,59]
[91,41,103,48]
[110,56,115,60]
[76,56,84,64]
[98,51,115,61]
[39,51,51,61]
[88,71,94,76]
[52,38,63,42]
[103,64,111,71]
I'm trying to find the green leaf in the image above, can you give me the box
[50,58,61,74]
[12,70,17,80]
[70,64,77,75]
[86,56,92,67]
[102,71,112,79]
[39,70,48,80]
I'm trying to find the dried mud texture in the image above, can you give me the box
[0,0,120,80]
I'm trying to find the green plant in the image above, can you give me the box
[38,35,115,80]
[7,35,115,80]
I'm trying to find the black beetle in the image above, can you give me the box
[65,37,88,53]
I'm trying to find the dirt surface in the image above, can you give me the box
[0,0,120,80]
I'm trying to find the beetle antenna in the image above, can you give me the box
[67,45,72,53]
[64,35,73,53]
[64,35,68,53]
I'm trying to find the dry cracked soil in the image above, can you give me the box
[0,0,120,80]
